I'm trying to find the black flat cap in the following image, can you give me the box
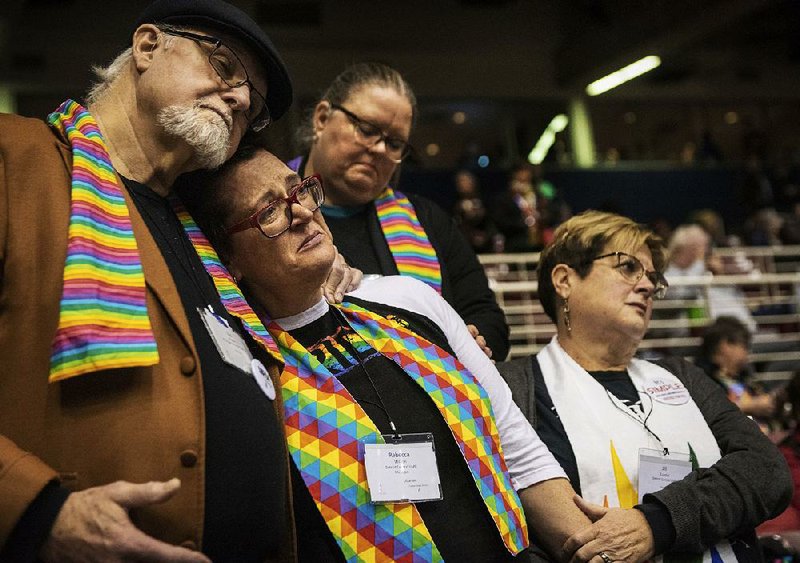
[135,0,293,121]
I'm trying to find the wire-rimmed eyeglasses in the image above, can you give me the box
[589,251,669,299]
[160,26,271,132]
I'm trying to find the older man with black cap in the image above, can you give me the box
[0,1,320,561]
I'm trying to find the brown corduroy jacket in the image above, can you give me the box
[0,112,295,560]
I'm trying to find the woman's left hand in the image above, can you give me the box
[563,495,655,563]
[323,248,363,303]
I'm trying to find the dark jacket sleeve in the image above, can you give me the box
[408,194,510,360]
[647,357,793,553]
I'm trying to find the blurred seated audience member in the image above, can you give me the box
[492,163,542,252]
[664,225,756,333]
[688,208,732,247]
[745,207,785,246]
[452,170,496,254]
[759,371,800,538]
[780,202,800,245]
[695,316,776,419]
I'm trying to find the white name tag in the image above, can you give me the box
[363,433,442,504]
[198,306,253,374]
[638,448,692,502]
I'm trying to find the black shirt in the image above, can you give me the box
[288,298,518,562]
[126,179,287,562]
[321,198,510,361]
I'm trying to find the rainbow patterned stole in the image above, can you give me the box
[173,203,282,362]
[270,300,527,561]
[374,188,442,294]
[47,100,158,382]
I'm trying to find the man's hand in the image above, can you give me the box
[40,479,210,563]
[467,324,493,359]
[323,248,363,303]
[563,495,655,563]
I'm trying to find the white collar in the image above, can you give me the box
[273,297,330,330]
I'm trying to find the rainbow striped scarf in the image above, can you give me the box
[285,157,442,294]
[174,202,281,361]
[374,188,442,294]
[47,100,158,382]
[271,300,527,561]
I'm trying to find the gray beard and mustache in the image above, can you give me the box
[157,101,232,169]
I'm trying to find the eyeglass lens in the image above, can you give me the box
[162,28,270,131]
[258,179,324,237]
[610,252,668,298]
[206,44,269,130]
[333,105,409,160]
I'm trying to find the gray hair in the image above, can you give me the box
[85,27,177,104]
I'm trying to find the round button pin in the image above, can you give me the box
[251,358,276,400]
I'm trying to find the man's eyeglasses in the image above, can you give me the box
[330,104,412,163]
[226,175,325,238]
[589,251,669,299]
[160,27,271,132]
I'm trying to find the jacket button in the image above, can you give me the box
[179,356,196,376]
[180,450,198,468]
[180,540,198,550]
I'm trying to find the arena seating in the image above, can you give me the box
[480,246,800,386]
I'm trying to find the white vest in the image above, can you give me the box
[539,337,736,562]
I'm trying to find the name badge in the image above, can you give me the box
[642,377,690,405]
[637,448,692,502]
[198,306,253,374]
[363,433,442,504]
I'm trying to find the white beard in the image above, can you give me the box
[157,101,231,170]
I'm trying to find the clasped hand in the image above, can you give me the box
[561,495,655,563]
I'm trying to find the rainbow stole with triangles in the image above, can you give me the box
[270,300,527,561]
[47,100,159,382]
[373,188,442,294]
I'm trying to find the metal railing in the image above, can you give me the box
[479,247,800,384]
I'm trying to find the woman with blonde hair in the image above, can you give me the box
[500,210,791,561]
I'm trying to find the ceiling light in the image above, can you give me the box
[586,55,661,96]
[528,114,568,165]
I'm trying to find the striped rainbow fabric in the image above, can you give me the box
[47,100,158,382]
[174,202,282,362]
[374,188,442,293]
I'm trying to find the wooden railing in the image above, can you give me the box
[479,246,800,385]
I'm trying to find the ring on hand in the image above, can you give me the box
[599,552,613,563]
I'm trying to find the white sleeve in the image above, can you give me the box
[350,276,566,490]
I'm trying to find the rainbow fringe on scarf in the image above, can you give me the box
[374,188,442,294]
[174,202,281,361]
[47,100,158,382]
[272,301,527,561]
[285,158,442,293]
